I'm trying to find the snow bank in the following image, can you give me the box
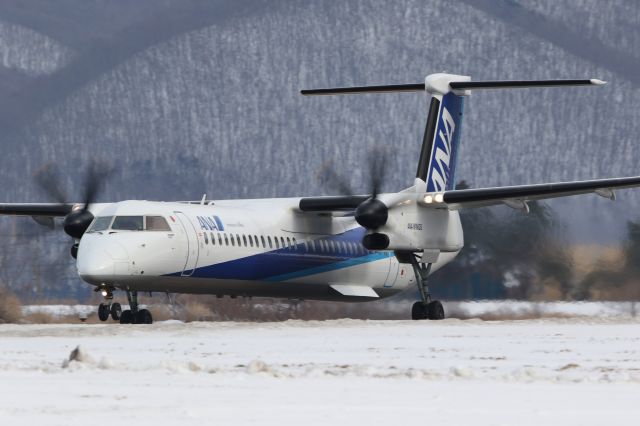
[446,300,640,319]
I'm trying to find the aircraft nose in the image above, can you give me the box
[77,237,129,284]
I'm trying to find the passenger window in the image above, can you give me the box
[292,238,297,251]
[230,234,235,246]
[211,232,215,245]
[286,237,291,250]
[145,216,171,231]
[243,235,248,247]
[204,233,209,244]
[280,237,285,249]
[309,240,315,252]
[261,236,266,248]
[224,234,229,246]
[249,236,254,247]
[112,216,143,231]
[275,237,280,249]
[268,236,273,248]
[218,234,223,245]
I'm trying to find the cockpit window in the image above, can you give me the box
[112,216,143,231]
[88,216,113,232]
[146,216,171,231]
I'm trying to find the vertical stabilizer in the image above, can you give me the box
[415,73,469,193]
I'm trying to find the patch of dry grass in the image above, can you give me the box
[0,287,22,323]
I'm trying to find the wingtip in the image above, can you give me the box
[590,78,607,86]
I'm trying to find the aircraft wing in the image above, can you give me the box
[443,176,640,210]
[0,203,74,217]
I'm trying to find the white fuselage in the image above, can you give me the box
[77,197,463,302]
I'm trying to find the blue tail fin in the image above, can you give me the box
[424,92,464,192]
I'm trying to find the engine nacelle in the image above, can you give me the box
[362,203,464,253]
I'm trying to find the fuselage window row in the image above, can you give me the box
[200,231,369,256]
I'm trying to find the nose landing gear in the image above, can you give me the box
[95,286,152,324]
[409,255,445,320]
[96,285,122,322]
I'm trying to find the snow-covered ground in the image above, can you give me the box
[1,318,639,425]
[22,300,640,319]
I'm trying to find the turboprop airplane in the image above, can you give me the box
[1,73,639,324]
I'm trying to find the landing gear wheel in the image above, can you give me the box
[427,300,445,320]
[136,309,153,324]
[411,302,428,320]
[98,303,110,322]
[110,303,122,321]
[120,310,133,324]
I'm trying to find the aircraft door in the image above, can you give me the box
[174,212,200,276]
[383,256,399,288]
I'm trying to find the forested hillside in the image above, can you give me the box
[0,0,638,300]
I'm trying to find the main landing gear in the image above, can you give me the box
[96,287,153,324]
[119,290,153,324]
[409,255,445,320]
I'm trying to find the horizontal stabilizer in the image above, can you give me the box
[301,78,605,96]
[449,79,605,91]
[330,284,379,298]
[301,83,424,96]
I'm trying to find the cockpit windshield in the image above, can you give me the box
[112,216,144,231]
[87,215,172,233]
[88,216,113,232]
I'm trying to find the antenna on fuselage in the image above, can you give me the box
[200,194,206,205]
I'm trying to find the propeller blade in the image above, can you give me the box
[81,161,113,210]
[317,160,354,196]
[34,163,68,204]
[369,146,388,199]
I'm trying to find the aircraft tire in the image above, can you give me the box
[427,301,445,320]
[411,302,428,320]
[110,303,122,321]
[136,309,153,324]
[120,310,134,324]
[98,303,110,322]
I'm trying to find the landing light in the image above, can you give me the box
[101,289,108,297]
[423,194,433,204]
[434,193,444,203]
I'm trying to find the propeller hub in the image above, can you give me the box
[355,198,388,229]
[63,209,94,239]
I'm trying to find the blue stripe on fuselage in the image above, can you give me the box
[164,227,391,281]
[264,251,393,282]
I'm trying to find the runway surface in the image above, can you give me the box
[1,318,639,425]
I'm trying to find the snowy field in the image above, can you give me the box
[1,318,639,425]
[21,300,640,320]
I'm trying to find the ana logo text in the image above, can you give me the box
[428,107,456,192]
[197,215,225,232]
